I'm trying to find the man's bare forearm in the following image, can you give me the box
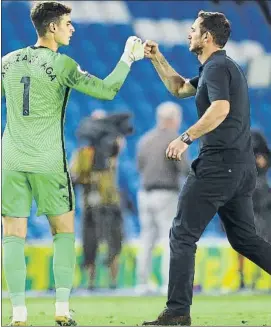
[151,52,186,97]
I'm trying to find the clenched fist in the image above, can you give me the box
[143,40,160,59]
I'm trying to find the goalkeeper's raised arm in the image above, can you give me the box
[55,36,144,100]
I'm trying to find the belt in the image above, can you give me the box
[144,185,179,192]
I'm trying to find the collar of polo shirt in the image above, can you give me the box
[199,50,226,72]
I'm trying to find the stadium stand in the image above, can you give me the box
[2,0,271,240]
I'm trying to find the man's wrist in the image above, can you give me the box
[151,51,162,63]
[179,132,193,145]
[120,52,133,68]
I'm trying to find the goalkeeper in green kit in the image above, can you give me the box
[1,2,144,326]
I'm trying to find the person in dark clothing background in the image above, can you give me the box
[70,110,125,291]
[251,129,271,245]
[234,129,271,290]
[142,10,271,326]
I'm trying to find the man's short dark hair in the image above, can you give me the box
[198,10,231,48]
[30,1,72,37]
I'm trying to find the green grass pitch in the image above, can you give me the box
[2,294,271,326]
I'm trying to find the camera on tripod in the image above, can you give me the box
[70,112,134,184]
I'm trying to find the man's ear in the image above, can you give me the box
[204,31,213,44]
[48,22,56,33]
[201,31,208,43]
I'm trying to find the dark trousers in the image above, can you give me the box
[82,205,123,266]
[167,158,271,315]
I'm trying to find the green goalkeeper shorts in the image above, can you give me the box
[2,170,75,217]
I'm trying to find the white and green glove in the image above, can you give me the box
[121,36,144,67]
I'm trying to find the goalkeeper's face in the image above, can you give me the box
[54,14,75,46]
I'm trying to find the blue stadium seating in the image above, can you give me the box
[2,1,271,240]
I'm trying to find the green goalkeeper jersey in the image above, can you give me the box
[2,46,130,173]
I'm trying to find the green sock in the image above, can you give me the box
[53,233,75,302]
[3,236,26,306]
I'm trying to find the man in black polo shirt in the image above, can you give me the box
[142,10,271,326]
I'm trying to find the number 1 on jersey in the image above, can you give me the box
[20,76,30,116]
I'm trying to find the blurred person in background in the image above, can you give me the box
[251,130,271,244]
[136,101,189,295]
[237,129,271,290]
[71,109,132,290]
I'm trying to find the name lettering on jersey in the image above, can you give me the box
[2,62,12,76]
[41,63,57,82]
[2,55,56,82]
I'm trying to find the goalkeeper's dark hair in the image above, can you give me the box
[30,1,72,37]
[198,11,231,48]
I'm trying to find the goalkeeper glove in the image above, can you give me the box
[121,36,144,67]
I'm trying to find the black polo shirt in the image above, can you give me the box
[190,50,254,164]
